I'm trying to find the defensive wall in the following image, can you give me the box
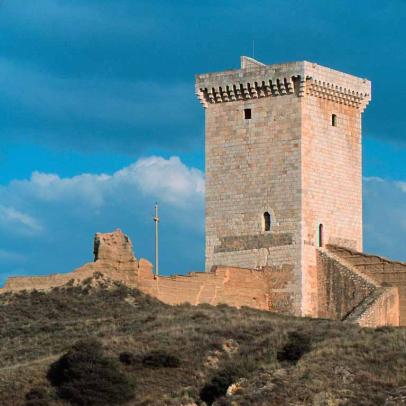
[326,245,406,325]
[1,230,403,328]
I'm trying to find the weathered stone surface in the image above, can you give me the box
[317,248,377,320]
[345,287,399,327]
[326,245,405,326]
[93,230,135,264]
[214,233,293,253]
[0,229,149,292]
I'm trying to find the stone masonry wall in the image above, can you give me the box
[199,62,303,315]
[327,245,406,325]
[138,262,299,314]
[345,287,399,327]
[204,94,301,273]
[301,99,362,316]
[138,265,270,310]
[317,249,377,321]
[300,62,370,317]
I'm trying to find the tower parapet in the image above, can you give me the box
[196,58,370,111]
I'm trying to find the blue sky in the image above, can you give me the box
[0,0,405,285]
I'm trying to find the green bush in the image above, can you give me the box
[47,339,135,405]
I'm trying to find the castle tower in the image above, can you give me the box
[196,57,371,316]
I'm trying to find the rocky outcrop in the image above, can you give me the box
[0,229,152,293]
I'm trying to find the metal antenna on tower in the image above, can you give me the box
[154,203,159,277]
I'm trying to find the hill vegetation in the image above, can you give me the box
[1,273,406,405]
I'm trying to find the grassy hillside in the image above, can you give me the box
[1,274,406,405]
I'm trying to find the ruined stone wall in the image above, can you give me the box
[1,264,139,292]
[0,230,147,293]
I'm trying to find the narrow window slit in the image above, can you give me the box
[318,224,324,247]
[264,212,271,232]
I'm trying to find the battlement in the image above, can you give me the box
[195,57,371,111]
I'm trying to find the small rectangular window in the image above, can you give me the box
[244,108,252,119]
[332,114,337,127]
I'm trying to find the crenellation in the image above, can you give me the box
[196,60,370,111]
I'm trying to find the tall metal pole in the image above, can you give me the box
[154,203,159,276]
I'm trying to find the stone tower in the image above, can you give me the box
[196,57,371,316]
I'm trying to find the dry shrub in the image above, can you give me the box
[47,339,134,405]
[277,331,311,363]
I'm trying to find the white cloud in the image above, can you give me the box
[13,171,111,207]
[4,156,204,210]
[117,156,204,206]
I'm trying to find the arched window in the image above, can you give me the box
[264,212,271,232]
[332,114,337,127]
[318,224,323,247]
